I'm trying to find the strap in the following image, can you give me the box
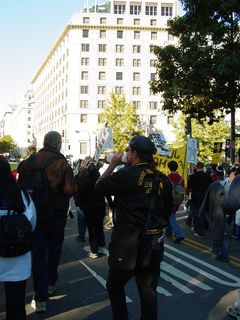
[144,172,161,234]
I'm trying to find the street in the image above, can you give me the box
[1,210,240,320]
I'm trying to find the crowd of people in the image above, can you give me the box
[0,130,240,320]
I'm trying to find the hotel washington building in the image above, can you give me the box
[30,0,179,159]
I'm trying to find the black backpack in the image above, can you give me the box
[18,154,61,221]
[157,172,173,222]
[0,192,33,257]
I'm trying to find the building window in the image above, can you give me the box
[97,100,106,108]
[134,19,140,25]
[133,59,141,67]
[150,73,156,81]
[80,100,89,108]
[100,17,106,24]
[81,71,88,80]
[117,18,123,25]
[116,44,124,53]
[83,17,89,24]
[114,5,125,14]
[150,19,157,26]
[117,30,123,38]
[132,87,141,95]
[133,72,140,81]
[100,30,106,38]
[168,32,174,41]
[134,31,140,39]
[167,115,174,124]
[161,6,173,16]
[81,57,89,65]
[150,45,155,53]
[151,32,157,40]
[116,72,123,80]
[81,44,89,52]
[116,58,124,66]
[80,142,87,154]
[82,29,89,38]
[98,44,107,52]
[98,86,106,94]
[150,115,157,124]
[133,45,141,53]
[132,101,141,109]
[98,58,107,66]
[130,5,141,15]
[146,6,157,15]
[115,86,124,95]
[80,114,88,123]
[149,101,158,109]
[80,86,88,94]
[150,59,157,67]
[99,72,106,80]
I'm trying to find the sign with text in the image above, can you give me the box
[187,137,198,164]
[94,126,113,162]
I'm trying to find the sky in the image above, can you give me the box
[0,0,184,114]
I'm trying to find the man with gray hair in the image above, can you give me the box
[18,131,77,313]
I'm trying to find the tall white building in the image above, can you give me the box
[31,0,179,159]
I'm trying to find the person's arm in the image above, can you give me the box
[97,152,123,181]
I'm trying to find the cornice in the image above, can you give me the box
[31,23,168,84]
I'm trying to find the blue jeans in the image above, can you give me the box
[32,215,66,302]
[169,212,184,239]
[76,207,86,238]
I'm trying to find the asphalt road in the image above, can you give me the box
[1,209,240,320]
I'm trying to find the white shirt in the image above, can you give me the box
[0,191,36,282]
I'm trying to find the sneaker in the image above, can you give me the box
[193,232,204,238]
[48,285,56,296]
[227,306,240,319]
[174,237,184,244]
[98,247,105,254]
[31,299,47,312]
[88,252,99,259]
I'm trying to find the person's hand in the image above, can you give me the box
[110,152,124,167]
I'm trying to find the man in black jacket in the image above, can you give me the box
[95,135,172,320]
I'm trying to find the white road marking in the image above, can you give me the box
[160,272,194,294]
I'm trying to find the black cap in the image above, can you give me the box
[129,135,156,161]
[216,165,224,173]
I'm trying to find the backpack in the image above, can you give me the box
[0,192,33,257]
[171,178,185,206]
[18,154,61,221]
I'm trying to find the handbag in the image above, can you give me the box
[0,194,33,258]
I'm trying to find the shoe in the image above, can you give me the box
[193,232,204,238]
[174,237,184,244]
[31,299,47,312]
[48,285,56,296]
[76,236,85,242]
[98,247,105,254]
[227,306,240,319]
[215,255,229,263]
[88,252,99,259]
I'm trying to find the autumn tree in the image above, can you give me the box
[150,0,240,161]
[0,135,16,153]
[172,115,230,161]
[100,92,143,151]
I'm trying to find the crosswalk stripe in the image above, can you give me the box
[160,272,194,294]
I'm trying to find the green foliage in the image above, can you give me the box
[100,92,143,151]
[0,135,16,153]
[172,115,230,160]
[150,0,240,124]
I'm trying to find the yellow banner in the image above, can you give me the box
[153,145,188,184]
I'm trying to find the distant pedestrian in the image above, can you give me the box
[18,131,77,313]
[188,161,212,237]
[166,160,185,243]
[0,156,36,320]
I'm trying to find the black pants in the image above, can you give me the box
[4,280,26,320]
[107,247,162,320]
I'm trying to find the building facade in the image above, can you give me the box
[29,0,179,159]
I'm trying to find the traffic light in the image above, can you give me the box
[68,145,71,150]
[185,117,192,136]
[62,130,65,137]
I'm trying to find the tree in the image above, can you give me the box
[150,0,240,161]
[100,92,143,151]
[171,115,230,161]
[0,135,16,154]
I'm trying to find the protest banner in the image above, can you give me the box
[212,142,222,163]
[93,126,113,162]
[187,137,198,164]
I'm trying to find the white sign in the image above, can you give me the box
[187,137,198,164]
[93,126,113,162]
[149,132,170,156]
